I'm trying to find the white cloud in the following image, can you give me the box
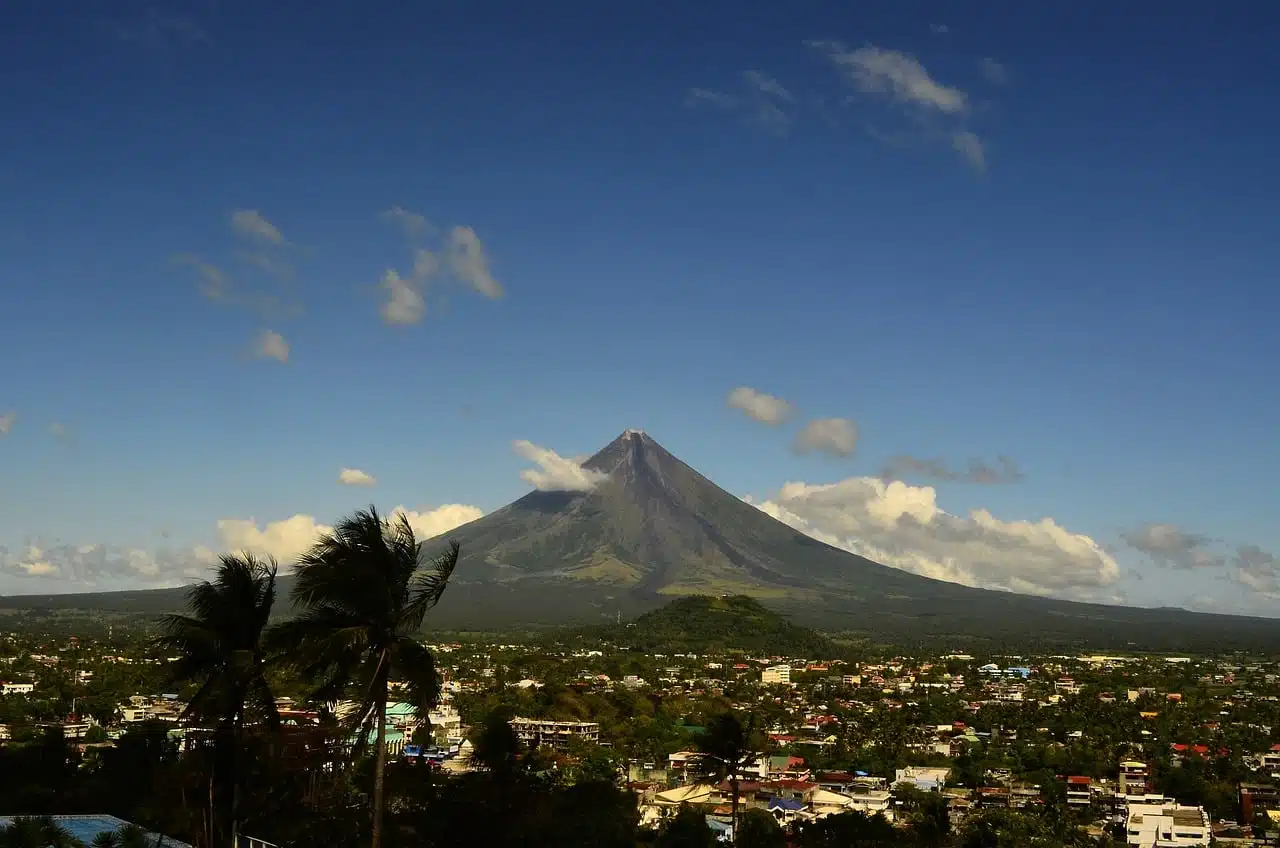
[446,226,504,299]
[0,542,205,587]
[727,387,795,426]
[952,131,986,172]
[338,467,377,487]
[216,503,483,562]
[749,475,1121,596]
[513,440,608,492]
[929,23,949,35]
[250,329,290,362]
[379,268,427,325]
[0,412,14,436]
[794,418,858,457]
[808,42,968,114]
[979,57,1010,86]
[230,209,285,244]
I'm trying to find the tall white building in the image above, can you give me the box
[762,665,791,685]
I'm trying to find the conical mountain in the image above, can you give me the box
[8,429,1280,651]
[434,428,921,599]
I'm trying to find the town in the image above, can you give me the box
[3,602,1280,847]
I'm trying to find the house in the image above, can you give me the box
[1240,783,1280,821]
[1,682,34,695]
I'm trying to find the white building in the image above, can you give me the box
[1,682,34,695]
[1124,801,1209,846]
[762,665,791,685]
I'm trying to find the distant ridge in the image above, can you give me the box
[4,429,1280,652]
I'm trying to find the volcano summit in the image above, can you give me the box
[4,429,1280,651]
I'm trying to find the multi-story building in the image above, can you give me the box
[762,665,791,685]
[509,717,600,751]
[1119,761,1151,796]
[1123,801,1209,846]
[1066,775,1092,806]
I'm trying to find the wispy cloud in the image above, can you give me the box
[0,412,15,436]
[249,329,290,363]
[929,24,950,35]
[952,131,986,172]
[880,454,1023,485]
[727,387,794,426]
[231,209,286,245]
[685,70,797,134]
[979,57,1010,86]
[174,209,302,321]
[377,208,504,325]
[794,418,859,458]
[807,40,991,171]
[807,41,968,114]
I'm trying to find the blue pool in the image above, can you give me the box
[0,815,192,846]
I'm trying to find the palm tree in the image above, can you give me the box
[89,832,121,848]
[693,711,761,846]
[0,817,83,848]
[270,506,461,848]
[153,553,280,848]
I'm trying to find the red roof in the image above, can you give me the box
[1066,776,1091,785]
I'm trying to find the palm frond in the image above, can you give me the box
[399,540,460,633]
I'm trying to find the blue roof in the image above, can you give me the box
[767,797,805,811]
[0,815,192,847]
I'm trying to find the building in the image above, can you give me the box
[762,665,791,685]
[895,767,950,792]
[1241,783,1280,822]
[1123,801,1209,846]
[1066,776,1092,806]
[1,682,34,695]
[509,717,600,751]
[1119,761,1151,796]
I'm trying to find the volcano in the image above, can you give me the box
[5,429,1280,651]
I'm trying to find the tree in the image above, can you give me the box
[736,808,785,848]
[271,507,460,848]
[693,711,760,846]
[656,805,718,848]
[153,553,280,848]
[0,817,83,848]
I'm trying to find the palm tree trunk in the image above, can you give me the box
[371,687,389,848]
[230,719,241,848]
[730,775,739,847]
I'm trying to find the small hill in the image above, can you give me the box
[587,594,836,657]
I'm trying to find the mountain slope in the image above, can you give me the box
[579,594,838,657]
[4,429,1280,651]
[432,429,946,600]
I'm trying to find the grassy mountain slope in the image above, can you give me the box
[579,594,836,657]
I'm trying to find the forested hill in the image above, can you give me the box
[575,594,838,657]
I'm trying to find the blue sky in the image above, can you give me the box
[1,0,1277,613]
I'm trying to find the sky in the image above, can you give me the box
[1,0,1277,614]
